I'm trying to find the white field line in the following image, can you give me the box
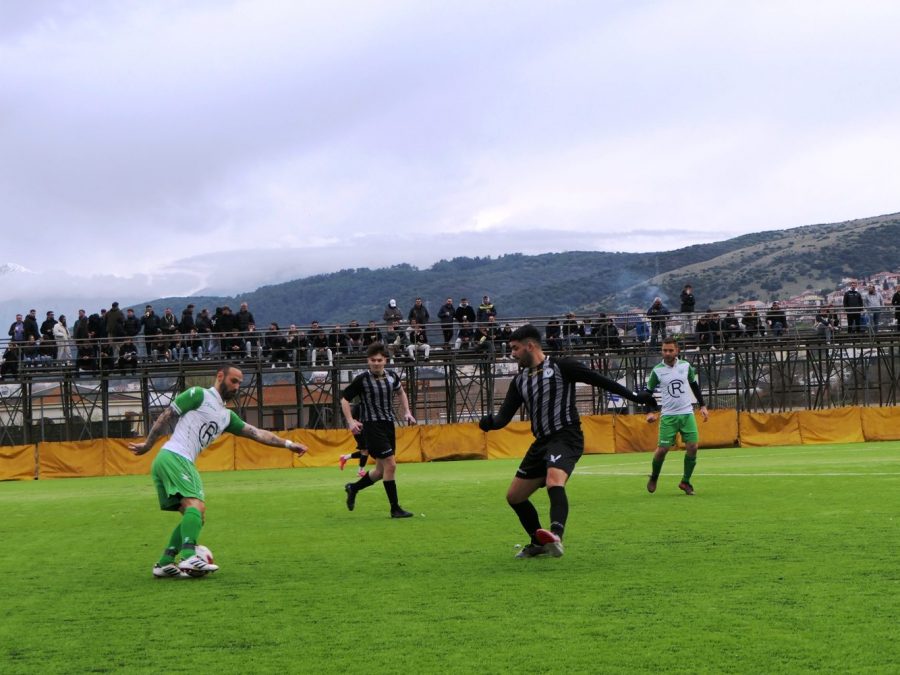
[577,470,900,477]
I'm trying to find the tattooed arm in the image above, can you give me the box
[239,423,308,455]
[128,407,179,455]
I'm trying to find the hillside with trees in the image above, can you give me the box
[139,212,900,325]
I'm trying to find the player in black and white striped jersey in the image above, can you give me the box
[480,325,654,558]
[340,343,417,518]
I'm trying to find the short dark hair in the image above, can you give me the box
[662,337,679,348]
[367,342,388,358]
[218,363,242,378]
[509,324,541,344]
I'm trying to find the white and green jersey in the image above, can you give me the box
[163,386,245,463]
[646,359,698,416]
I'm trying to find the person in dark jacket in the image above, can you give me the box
[454,298,476,325]
[765,302,788,338]
[679,285,696,314]
[647,298,670,348]
[843,282,864,334]
[407,298,430,343]
[437,298,456,348]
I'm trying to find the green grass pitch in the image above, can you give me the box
[1,443,898,674]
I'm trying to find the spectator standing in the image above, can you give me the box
[647,297,670,348]
[106,302,125,339]
[437,297,456,348]
[454,298,476,325]
[8,313,26,343]
[160,308,179,354]
[235,302,255,334]
[24,309,39,341]
[141,305,162,358]
[383,299,403,325]
[843,282,864,334]
[195,309,213,356]
[179,304,196,334]
[40,311,57,361]
[124,309,141,341]
[863,284,884,333]
[679,285,696,314]
[892,287,900,331]
[477,295,496,323]
[53,315,72,363]
[407,298,430,343]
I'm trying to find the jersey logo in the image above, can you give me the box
[544,367,554,379]
[667,381,685,397]
[198,421,220,448]
[549,453,561,463]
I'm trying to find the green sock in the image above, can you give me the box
[178,507,203,558]
[683,455,697,483]
[158,524,182,565]
[651,456,665,480]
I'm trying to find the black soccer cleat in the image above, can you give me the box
[390,507,413,518]
[345,483,357,511]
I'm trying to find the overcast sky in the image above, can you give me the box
[3,0,900,308]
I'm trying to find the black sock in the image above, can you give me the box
[383,479,399,507]
[547,486,568,539]
[350,451,362,459]
[354,472,374,491]
[509,500,542,544]
[359,455,369,468]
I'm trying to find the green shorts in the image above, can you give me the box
[152,449,205,511]
[658,413,699,447]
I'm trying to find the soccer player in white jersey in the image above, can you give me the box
[644,338,708,495]
[129,364,308,578]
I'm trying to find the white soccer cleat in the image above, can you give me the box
[153,563,188,578]
[178,555,219,574]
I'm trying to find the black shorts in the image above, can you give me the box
[516,425,584,480]
[361,421,396,459]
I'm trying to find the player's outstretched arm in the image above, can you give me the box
[239,424,308,455]
[128,407,179,455]
[479,386,523,432]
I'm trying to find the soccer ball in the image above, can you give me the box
[186,544,215,578]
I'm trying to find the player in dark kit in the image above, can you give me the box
[341,343,417,518]
[479,325,654,558]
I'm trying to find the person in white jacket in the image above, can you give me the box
[863,284,884,333]
[53,315,72,363]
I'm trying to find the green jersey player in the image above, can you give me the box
[129,364,307,578]
[644,338,708,495]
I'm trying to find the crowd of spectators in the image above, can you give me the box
[3,284,898,379]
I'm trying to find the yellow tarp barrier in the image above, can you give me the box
[420,423,484,461]
[235,436,295,471]
[739,411,802,447]
[613,415,659,453]
[486,420,533,459]
[798,407,865,444]
[9,406,900,479]
[195,435,235,472]
[39,440,106,479]
[699,409,739,449]
[582,415,616,454]
[292,429,351,468]
[104,439,159,476]
[861,407,900,441]
[0,444,35,481]
[395,426,423,463]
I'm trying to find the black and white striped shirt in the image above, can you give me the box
[491,356,639,439]
[342,369,402,423]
